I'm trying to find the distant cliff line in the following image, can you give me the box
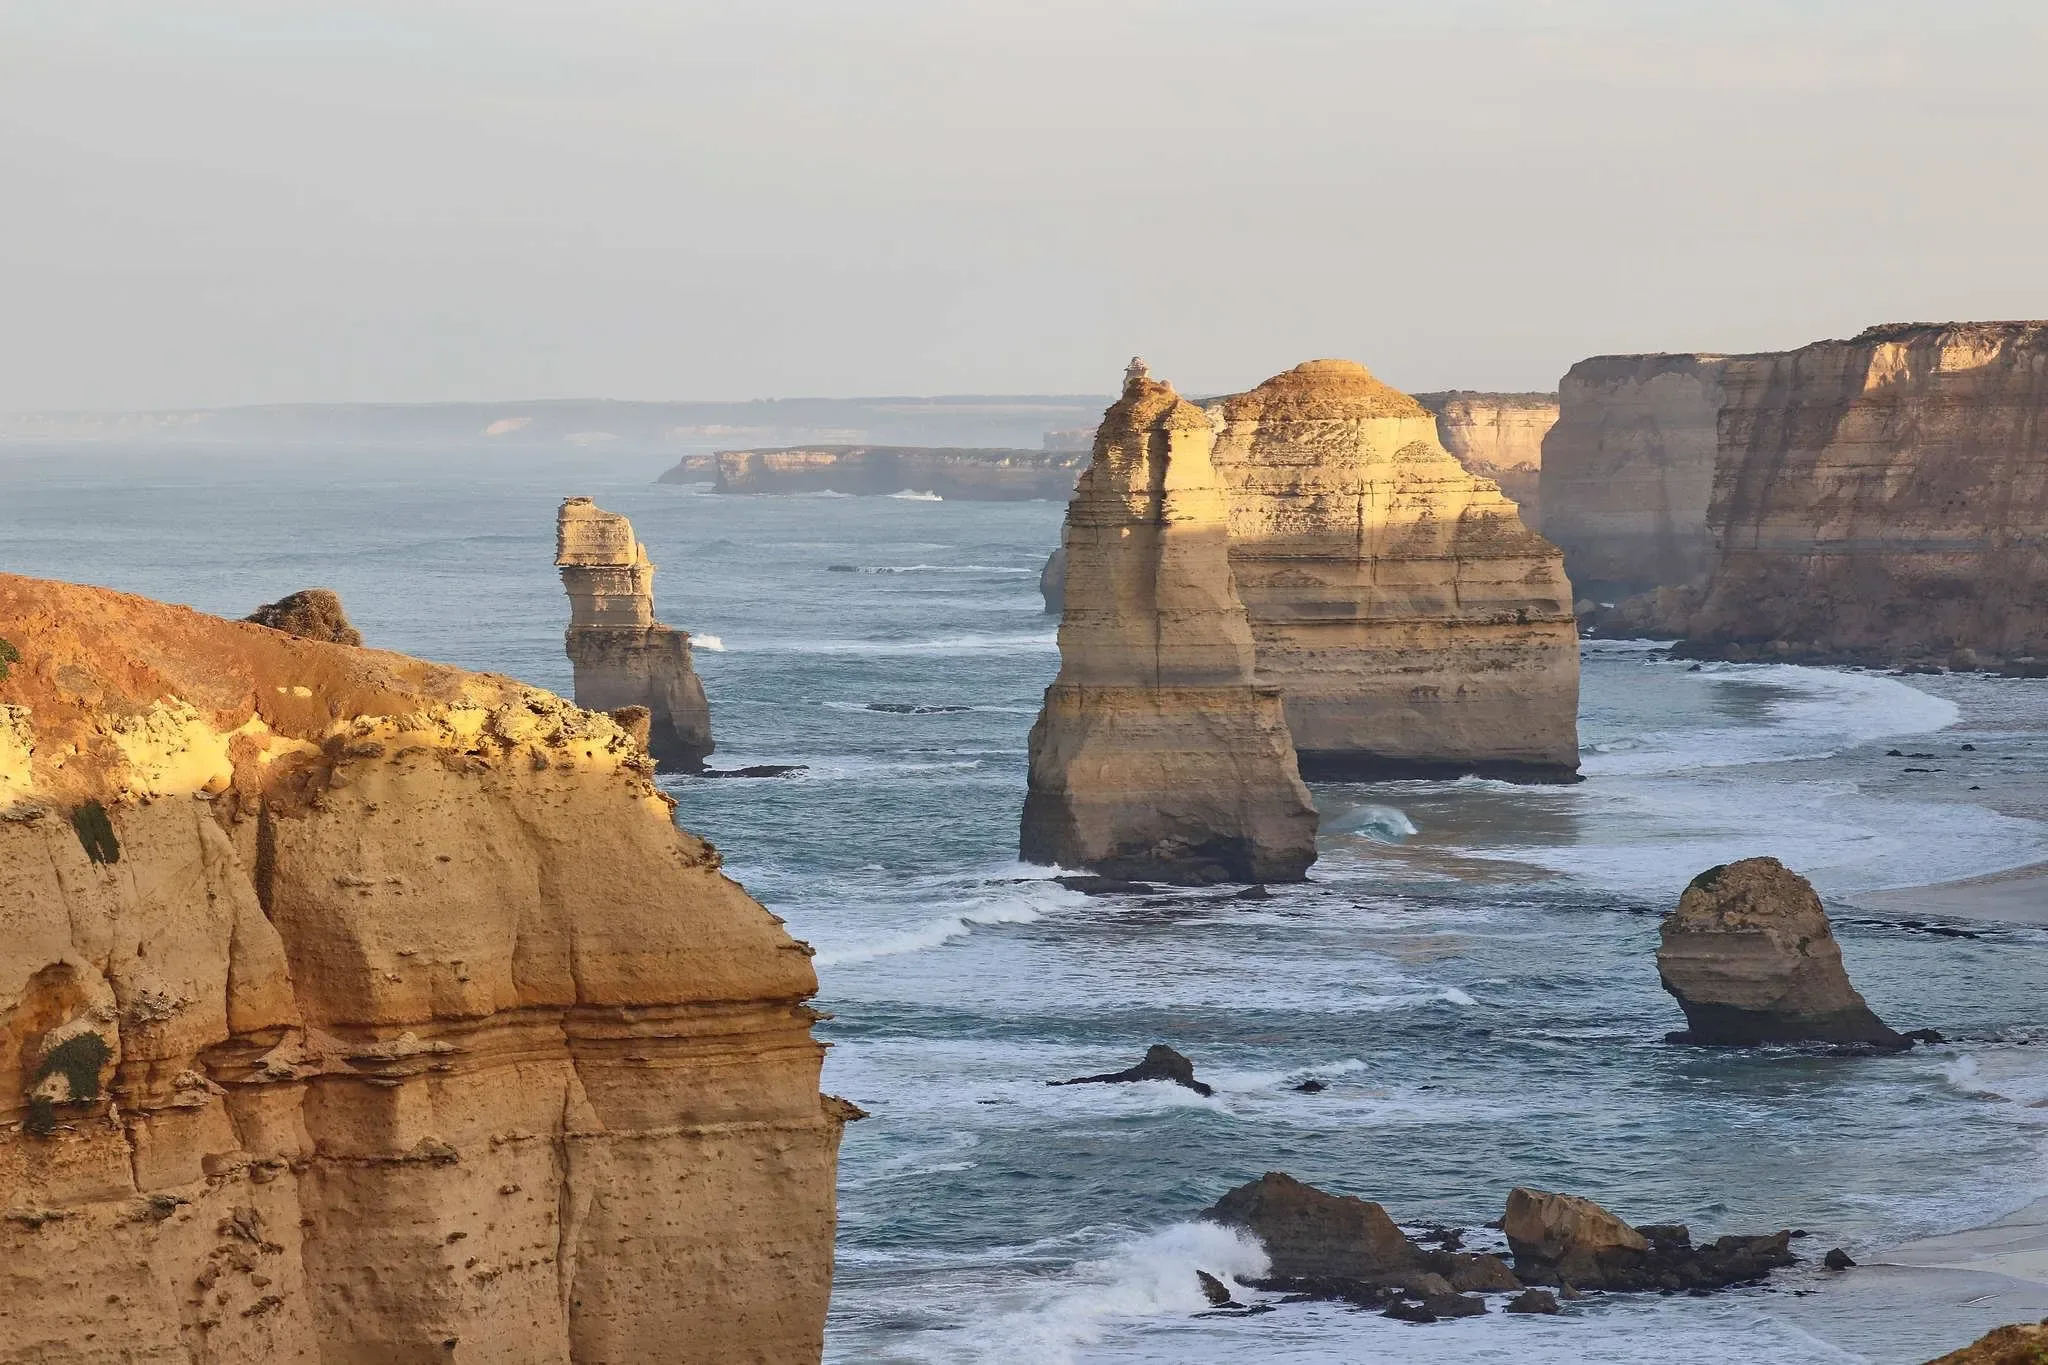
[0,394,1114,454]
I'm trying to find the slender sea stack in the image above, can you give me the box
[556,497,714,771]
[0,572,848,1363]
[1020,361,1317,885]
[1208,360,1580,782]
[1658,857,1907,1047]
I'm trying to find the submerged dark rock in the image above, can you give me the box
[1051,1044,1213,1097]
[1293,1079,1327,1094]
[1505,1288,1561,1314]
[699,764,808,779]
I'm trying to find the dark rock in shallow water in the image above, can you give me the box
[699,764,807,778]
[1234,884,1273,900]
[1294,1078,1326,1094]
[1658,857,1909,1048]
[245,588,362,646]
[1505,1288,1560,1314]
[1905,1028,1947,1044]
[1050,1044,1213,1097]
[1381,1299,1437,1323]
[1422,1249,1521,1292]
[1204,1172,1420,1281]
[1056,875,1157,896]
[1195,1269,1234,1307]
[1824,1247,1856,1270]
[1504,1187,1796,1291]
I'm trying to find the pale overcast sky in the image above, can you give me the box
[3,1,2044,409]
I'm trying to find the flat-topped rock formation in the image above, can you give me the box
[1414,391,1557,530]
[556,498,714,771]
[0,572,848,1363]
[674,446,1087,500]
[1208,360,1580,782]
[1020,364,1316,884]
[1539,354,1734,597]
[1683,322,2048,667]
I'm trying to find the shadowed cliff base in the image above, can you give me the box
[1295,750,1586,784]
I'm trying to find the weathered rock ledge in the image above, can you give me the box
[0,573,848,1363]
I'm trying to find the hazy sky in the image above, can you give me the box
[4,1,2045,409]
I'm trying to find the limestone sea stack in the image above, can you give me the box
[1684,322,2048,667]
[1658,857,1907,1047]
[1538,354,1733,598]
[1020,364,1317,885]
[1208,360,1580,782]
[0,572,849,1363]
[1414,390,1558,530]
[556,497,714,771]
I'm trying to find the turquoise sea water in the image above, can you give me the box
[4,444,2047,1363]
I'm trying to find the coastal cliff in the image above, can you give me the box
[1685,322,2048,666]
[556,498,713,771]
[1020,366,1317,884]
[1209,361,1580,781]
[0,574,847,1364]
[674,446,1086,500]
[1539,355,1732,596]
[1414,391,1557,530]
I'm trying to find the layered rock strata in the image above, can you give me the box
[1020,368,1317,884]
[696,446,1085,500]
[1208,360,1580,781]
[556,498,714,772]
[1413,391,1557,529]
[0,572,847,1364]
[1658,857,1906,1047]
[1503,1188,1795,1292]
[1540,354,1733,596]
[1684,322,2048,666]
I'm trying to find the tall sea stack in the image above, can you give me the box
[1686,322,2048,667]
[556,497,714,771]
[1020,362,1317,884]
[0,572,847,1363]
[1209,360,1580,782]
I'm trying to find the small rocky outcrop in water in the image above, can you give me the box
[1504,1187,1796,1292]
[1050,1044,1213,1097]
[1926,1319,2048,1363]
[244,587,361,645]
[1019,361,1317,885]
[556,497,714,771]
[1206,1173,1423,1282]
[1658,857,1908,1047]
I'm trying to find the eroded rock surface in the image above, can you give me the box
[1208,360,1579,781]
[557,497,714,772]
[1540,354,1732,597]
[1658,857,1906,1047]
[1684,322,2048,667]
[1504,1188,1795,1292]
[1927,1320,2048,1364]
[1206,1172,1421,1282]
[244,589,362,647]
[1020,366,1317,884]
[1414,390,1557,530]
[0,573,848,1364]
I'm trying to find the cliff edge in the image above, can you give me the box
[0,573,846,1363]
[1685,322,2048,666]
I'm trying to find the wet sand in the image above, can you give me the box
[1854,863,2048,928]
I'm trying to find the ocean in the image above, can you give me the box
[4,444,2046,1363]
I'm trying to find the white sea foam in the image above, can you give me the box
[890,489,945,500]
[813,897,1046,967]
[746,631,1056,656]
[1324,803,1418,843]
[689,632,726,652]
[902,1222,1269,1365]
